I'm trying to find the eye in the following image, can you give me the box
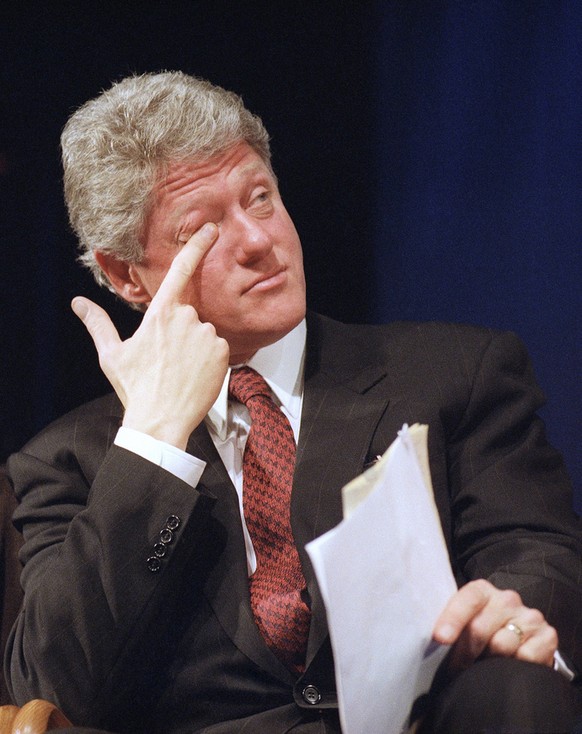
[248,188,273,215]
[252,190,269,203]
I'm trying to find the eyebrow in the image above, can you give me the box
[237,160,272,179]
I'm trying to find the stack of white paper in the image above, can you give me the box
[306,424,457,734]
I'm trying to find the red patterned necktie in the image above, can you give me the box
[228,366,311,673]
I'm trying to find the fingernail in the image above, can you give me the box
[201,222,217,238]
[436,624,456,643]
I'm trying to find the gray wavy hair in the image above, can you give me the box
[61,71,272,289]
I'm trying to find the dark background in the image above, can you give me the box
[1,2,580,509]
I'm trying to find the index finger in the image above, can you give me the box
[433,579,494,644]
[71,296,122,355]
[152,222,219,308]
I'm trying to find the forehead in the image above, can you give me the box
[155,143,271,203]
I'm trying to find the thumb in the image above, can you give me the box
[71,296,121,354]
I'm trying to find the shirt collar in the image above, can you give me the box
[205,319,306,441]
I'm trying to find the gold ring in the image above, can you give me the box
[505,622,524,643]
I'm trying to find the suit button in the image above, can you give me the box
[166,515,181,530]
[146,556,162,573]
[153,542,167,558]
[302,685,321,705]
[159,528,174,544]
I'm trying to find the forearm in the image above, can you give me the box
[463,537,582,668]
[445,330,582,669]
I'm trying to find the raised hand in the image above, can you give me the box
[433,579,557,672]
[72,223,230,450]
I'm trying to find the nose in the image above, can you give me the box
[233,212,273,264]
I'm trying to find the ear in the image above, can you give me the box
[94,251,151,306]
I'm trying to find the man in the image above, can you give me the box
[5,71,582,733]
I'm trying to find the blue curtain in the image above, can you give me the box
[373,1,582,509]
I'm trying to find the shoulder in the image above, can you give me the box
[8,392,122,482]
[307,311,526,366]
[305,312,538,412]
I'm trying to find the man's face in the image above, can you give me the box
[128,142,306,363]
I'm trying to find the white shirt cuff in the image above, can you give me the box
[114,426,206,488]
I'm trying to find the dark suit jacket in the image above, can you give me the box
[5,314,582,733]
[0,466,23,705]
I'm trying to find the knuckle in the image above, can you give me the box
[198,320,217,337]
[521,607,545,626]
[499,589,522,609]
[217,337,230,357]
[469,578,491,594]
[467,618,489,646]
[541,624,558,649]
[465,579,492,604]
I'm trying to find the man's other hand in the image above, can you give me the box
[433,579,558,672]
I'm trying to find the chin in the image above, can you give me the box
[256,289,305,329]
[258,312,304,345]
[229,302,306,356]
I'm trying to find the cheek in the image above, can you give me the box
[277,218,303,262]
[134,268,167,300]
[186,257,233,315]
[137,246,177,297]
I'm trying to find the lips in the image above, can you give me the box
[243,267,287,294]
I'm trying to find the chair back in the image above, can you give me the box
[0,698,72,733]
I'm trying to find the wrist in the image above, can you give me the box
[122,412,191,451]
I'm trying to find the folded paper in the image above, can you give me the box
[306,424,457,734]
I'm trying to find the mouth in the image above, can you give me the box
[243,267,287,294]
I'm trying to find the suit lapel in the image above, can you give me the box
[293,313,391,664]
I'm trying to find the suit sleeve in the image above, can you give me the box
[5,428,216,727]
[446,329,582,669]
